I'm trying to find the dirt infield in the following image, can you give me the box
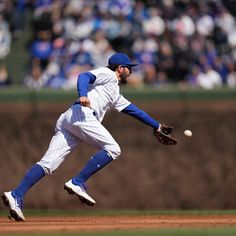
[1,215,236,233]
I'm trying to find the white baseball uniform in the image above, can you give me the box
[2,53,161,223]
[37,67,130,174]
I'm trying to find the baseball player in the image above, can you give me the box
[1,52,177,221]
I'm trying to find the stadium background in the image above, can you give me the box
[1,0,236,89]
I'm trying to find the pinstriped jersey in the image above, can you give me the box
[76,67,130,122]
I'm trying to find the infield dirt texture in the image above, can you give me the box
[1,214,236,234]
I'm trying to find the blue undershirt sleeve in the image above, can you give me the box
[77,72,96,97]
[121,103,160,129]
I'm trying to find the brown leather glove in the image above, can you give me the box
[153,124,178,145]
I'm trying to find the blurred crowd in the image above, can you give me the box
[0,0,236,89]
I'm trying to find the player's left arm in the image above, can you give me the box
[121,103,177,145]
[121,103,160,129]
[114,95,159,129]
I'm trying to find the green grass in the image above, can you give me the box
[1,209,236,217]
[1,228,236,236]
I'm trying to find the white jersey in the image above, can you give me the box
[76,67,131,122]
[38,67,130,173]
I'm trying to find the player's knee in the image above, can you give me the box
[36,161,57,175]
[106,143,121,159]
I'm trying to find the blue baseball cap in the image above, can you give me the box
[108,53,137,67]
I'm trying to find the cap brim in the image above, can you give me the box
[121,63,138,67]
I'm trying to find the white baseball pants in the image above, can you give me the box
[37,105,121,175]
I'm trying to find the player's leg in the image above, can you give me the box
[64,119,120,206]
[11,164,45,200]
[64,150,113,206]
[37,129,79,174]
[1,162,45,221]
[2,128,79,221]
[72,150,113,184]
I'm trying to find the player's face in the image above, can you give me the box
[119,66,132,84]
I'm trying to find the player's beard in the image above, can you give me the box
[119,71,128,84]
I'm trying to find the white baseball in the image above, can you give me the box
[184,130,192,137]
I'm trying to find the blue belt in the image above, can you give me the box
[73,102,80,106]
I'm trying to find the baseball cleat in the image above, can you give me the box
[64,180,96,206]
[1,192,25,222]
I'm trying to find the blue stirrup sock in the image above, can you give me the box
[13,164,45,199]
[72,150,113,185]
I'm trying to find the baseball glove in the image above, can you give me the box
[153,124,178,145]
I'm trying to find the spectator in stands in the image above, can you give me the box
[212,56,228,84]
[132,36,158,84]
[0,13,11,61]
[187,65,205,88]
[24,59,48,89]
[0,11,11,85]
[226,61,236,88]
[88,30,114,67]
[11,0,29,39]
[43,60,66,89]
[30,30,53,69]
[197,63,222,89]
[142,7,165,36]
[0,0,234,89]
[157,40,175,81]
[0,63,11,87]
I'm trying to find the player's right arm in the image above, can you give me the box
[77,72,96,107]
